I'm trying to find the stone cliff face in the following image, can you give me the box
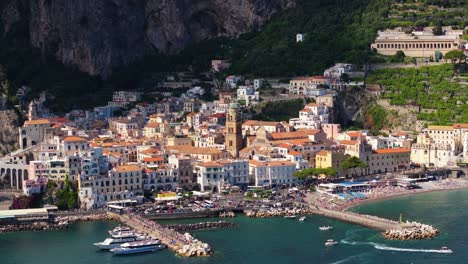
[332,87,371,128]
[0,110,19,157]
[1,0,294,77]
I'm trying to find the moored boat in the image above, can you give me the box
[284,215,296,219]
[94,236,142,250]
[110,240,166,255]
[299,216,306,222]
[108,226,131,236]
[94,231,147,249]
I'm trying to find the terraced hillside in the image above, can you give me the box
[366,64,468,129]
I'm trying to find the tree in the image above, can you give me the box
[444,50,466,64]
[294,167,338,183]
[340,156,368,177]
[432,25,443,36]
[340,73,350,83]
[392,50,406,62]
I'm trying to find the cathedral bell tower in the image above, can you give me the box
[225,103,243,158]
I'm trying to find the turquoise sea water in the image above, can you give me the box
[2,190,468,264]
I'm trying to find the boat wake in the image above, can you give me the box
[340,240,452,254]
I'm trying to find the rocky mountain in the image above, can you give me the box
[1,0,294,77]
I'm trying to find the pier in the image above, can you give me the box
[311,207,439,240]
[312,207,407,231]
[107,211,212,257]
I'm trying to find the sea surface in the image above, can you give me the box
[2,190,468,264]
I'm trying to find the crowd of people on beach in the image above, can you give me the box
[311,178,468,211]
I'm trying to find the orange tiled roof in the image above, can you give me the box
[453,123,468,129]
[114,164,141,172]
[270,129,320,140]
[143,157,164,162]
[373,148,410,154]
[339,140,358,145]
[145,122,161,128]
[24,119,51,126]
[273,138,313,145]
[140,147,159,155]
[63,136,87,142]
[276,143,293,149]
[288,150,302,156]
[346,131,361,137]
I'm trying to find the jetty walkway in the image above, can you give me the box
[311,207,408,231]
[107,211,212,256]
[308,206,438,240]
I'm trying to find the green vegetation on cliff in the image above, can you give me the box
[366,64,468,125]
[253,98,304,122]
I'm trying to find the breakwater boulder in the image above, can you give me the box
[244,207,311,218]
[383,221,439,240]
[176,233,212,257]
[219,211,235,218]
[166,221,234,232]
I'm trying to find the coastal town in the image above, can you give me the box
[0,24,467,258]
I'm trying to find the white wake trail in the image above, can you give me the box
[340,240,452,254]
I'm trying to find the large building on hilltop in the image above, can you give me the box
[371,26,465,57]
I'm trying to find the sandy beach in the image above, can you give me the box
[308,178,468,212]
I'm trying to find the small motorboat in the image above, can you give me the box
[325,239,338,246]
[299,216,306,222]
[284,215,296,219]
[440,246,453,253]
[319,226,333,231]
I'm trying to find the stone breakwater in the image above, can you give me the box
[383,221,439,240]
[54,213,116,223]
[0,221,69,233]
[176,233,212,257]
[0,213,115,233]
[166,221,235,232]
[244,207,312,218]
[219,211,235,218]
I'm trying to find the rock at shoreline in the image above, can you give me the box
[383,221,439,240]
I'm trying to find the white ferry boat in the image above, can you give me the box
[108,226,131,236]
[110,240,165,255]
[94,232,146,249]
[325,239,338,246]
[319,226,333,231]
[299,216,306,222]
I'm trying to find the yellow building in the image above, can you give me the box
[315,150,348,177]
